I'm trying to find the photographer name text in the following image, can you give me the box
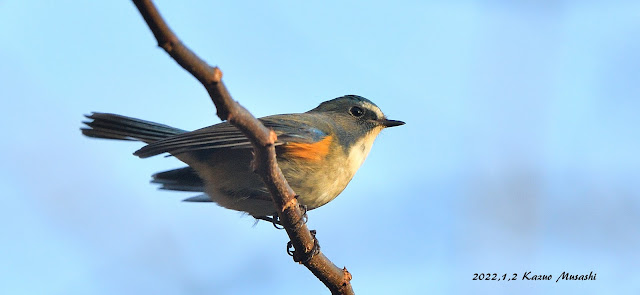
[473,271,596,283]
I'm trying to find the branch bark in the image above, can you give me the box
[131,1,354,294]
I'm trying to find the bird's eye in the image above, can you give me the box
[349,106,364,117]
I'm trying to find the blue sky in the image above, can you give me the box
[1,1,639,294]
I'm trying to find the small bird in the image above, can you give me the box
[82,95,404,220]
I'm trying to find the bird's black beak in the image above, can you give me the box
[378,118,405,128]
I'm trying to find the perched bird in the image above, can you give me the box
[82,95,404,220]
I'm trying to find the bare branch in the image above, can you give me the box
[131,1,354,294]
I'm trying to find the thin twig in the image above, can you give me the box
[131,1,354,294]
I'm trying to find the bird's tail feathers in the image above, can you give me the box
[82,112,185,143]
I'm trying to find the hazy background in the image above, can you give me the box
[1,1,638,294]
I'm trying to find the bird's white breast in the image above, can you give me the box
[345,127,382,176]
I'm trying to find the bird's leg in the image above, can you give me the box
[255,214,283,229]
[287,229,320,264]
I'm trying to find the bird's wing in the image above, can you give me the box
[134,114,329,158]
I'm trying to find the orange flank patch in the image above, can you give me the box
[282,135,333,162]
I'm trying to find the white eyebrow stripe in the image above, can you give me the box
[361,101,384,118]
